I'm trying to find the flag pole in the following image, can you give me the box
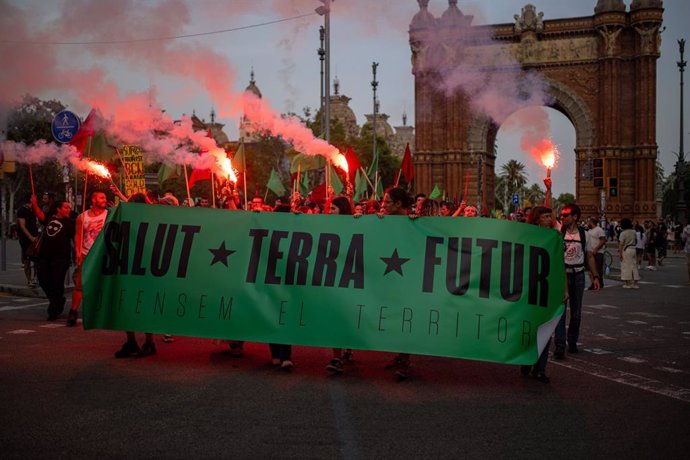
[183,165,192,206]
[359,166,375,190]
[394,169,402,187]
[114,147,131,181]
[82,136,93,213]
[241,138,248,210]
[211,172,216,208]
[29,165,35,196]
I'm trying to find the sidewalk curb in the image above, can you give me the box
[0,284,73,298]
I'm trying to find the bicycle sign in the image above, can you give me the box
[51,110,81,144]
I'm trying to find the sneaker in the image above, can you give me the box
[228,342,243,357]
[114,341,140,358]
[136,342,156,358]
[326,358,344,374]
[622,284,632,289]
[281,360,294,371]
[163,334,174,343]
[533,372,550,383]
[66,310,78,327]
[632,284,640,289]
[395,365,410,382]
[385,356,405,370]
[271,358,281,366]
[342,350,354,363]
[568,343,579,354]
[554,345,565,360]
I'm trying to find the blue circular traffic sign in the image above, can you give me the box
[51,110,81,143]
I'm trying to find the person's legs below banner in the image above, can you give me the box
[68,264,82,326]
[567,271,586,353]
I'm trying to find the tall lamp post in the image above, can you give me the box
[371,62,379,163]
[677,39,687,224]
[315,1,332,143]
[318,26,325,136]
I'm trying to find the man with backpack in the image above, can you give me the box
[556,204,600,359]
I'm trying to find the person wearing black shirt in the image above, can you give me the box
[16,193,39,287]
[32,197,75,321]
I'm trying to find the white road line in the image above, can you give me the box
[39,324,65,329]
[655,367,688,374]
[553,357,690,403]
[585,304,619,310]
[584,348,613,355]
[628,312,667,318]
[7,329,36,334]
[594,334,616,340]
[626,320,648,325]
[12,298,32,302]
[601,315,620,320]
[0,302,47,312]
[619,357,647,364]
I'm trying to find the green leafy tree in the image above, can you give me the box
[4,94,67,221]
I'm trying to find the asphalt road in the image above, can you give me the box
[1,247,689,459]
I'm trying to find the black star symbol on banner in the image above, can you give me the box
[380,249,410,276]
[209,242,236,267]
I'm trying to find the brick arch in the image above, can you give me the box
[466,78,595,152]
[410,1,663,221]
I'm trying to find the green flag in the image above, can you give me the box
[266,168,286,196]
[291,153,325,173]
[300,170,310,196]
[233,141,246,173]
[157,163,180,184]
[83,204,565,365]
[354,170,367,202]
[329,164,343,195]
[429,184,441,200]
[366,147,379,182]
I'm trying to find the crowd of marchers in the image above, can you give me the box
[13,178,690,383]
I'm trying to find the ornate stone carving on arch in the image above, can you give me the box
[465,78,595,153]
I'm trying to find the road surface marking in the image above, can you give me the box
[619,357,647,364]
[628,312,667,318]
[553,357,690,403]
[601,315,620,320]
[626,320,648,325]
[0,303,47,312]
[586,304,619,310]
[594,334,616,340]
[39,324,65,329]
[7,329,36,334]
[585,348,613,355]
[655,367,688,374]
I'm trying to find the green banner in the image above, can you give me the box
[83,204,565,365]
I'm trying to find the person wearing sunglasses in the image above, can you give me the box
[556,204,600,359]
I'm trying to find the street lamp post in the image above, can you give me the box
[371,62,379,163]
[318,26,325,136]
[315,1,332,144]
[677,39,687,224]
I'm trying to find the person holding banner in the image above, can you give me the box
[68,190,108,326]
[114,192,158,358]
[325,196,356,375]
[380,187,416,381]
[556,203,600,359]
[521,206,561,383]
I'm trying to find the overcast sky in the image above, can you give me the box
[2,0,687,197]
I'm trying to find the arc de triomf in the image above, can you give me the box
[410,0,663,220]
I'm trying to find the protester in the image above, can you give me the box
[520,206,560,383]
[268,201,294,371]
[32,197,75,321]
[635,224,646,269]
[587,217,607,289]
[656,219,668,266]
[114,192,157,358]
[325,196,356,375]
[16,193,39,287]
[555,203,600,359]
[644,221,657,270]
[68,190,108,326]
[380,187,415,381]
[618,218,640,289]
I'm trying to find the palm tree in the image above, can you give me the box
[499,160,528,209]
